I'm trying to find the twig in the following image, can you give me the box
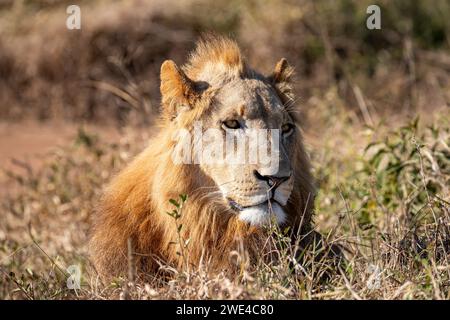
[121,238,136,300]
[339,266,362,300]
[0,266,34,300]
[28,223,68,278]
[352,85,374,126]
[87,80,140,110]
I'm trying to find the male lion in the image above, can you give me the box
[90,35,319,280]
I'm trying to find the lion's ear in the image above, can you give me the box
[269,58,295,104]
[160,60,199,119]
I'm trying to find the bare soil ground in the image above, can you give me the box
[0,121,120,195]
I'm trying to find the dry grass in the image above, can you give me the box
[0,0,449,299]
[1,107,448,300]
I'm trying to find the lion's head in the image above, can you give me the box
[160,35,308,226]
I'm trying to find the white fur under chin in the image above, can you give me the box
[238,202,286,226]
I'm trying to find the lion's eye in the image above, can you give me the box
[222,120,241,129]
[281,123,294,136]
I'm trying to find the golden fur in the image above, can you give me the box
[90,35,315,279]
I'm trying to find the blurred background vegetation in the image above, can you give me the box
[0,0,448,124]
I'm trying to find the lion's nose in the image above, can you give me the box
[253,170,290,189]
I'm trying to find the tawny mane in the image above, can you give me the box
[89,35,315,280]
[184,35,246,84]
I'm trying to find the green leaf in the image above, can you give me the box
[169,198,180,208]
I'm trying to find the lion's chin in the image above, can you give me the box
[238,202,286,226]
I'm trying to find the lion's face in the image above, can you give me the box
[160,39,300,226]
[194,78,296,226]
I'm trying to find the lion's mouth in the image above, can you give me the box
[227,197,281,212]
[227,197,288,225]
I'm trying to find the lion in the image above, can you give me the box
[90,35,319,280]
